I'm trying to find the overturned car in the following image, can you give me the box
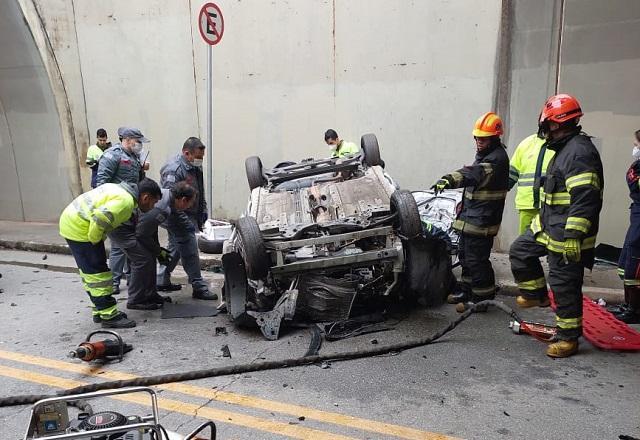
[222,134,454,339]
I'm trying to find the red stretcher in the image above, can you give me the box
[549,291,640,351]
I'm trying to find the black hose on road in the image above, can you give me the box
[0,300,521,407]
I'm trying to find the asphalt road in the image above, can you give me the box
[0,255,638,439]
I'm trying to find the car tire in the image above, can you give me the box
[390,190,422,238]
[236,216,270,279]
[245,156,266,190]
[197,235,225,254]
[361,133,383,167]
[391,190,427,294]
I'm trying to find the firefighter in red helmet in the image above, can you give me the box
[509,94,604,358]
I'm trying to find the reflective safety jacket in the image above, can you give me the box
[331,141,359,158]
[509,134,554,210]
[96,144,143,186]
[59,183,138,244]
[446,143,510,237]
[530,129,603,259]
[626,160,640,212]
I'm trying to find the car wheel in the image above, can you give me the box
[245,156,266,190]
[390,190,422,238]
[391,190,426,294]
[236,216,270,279]
[361,133,382,167]
[197,235,225,254]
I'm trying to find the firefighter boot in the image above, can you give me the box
[447,282,470,304]
[516,295,550,308]
[546,339,579,358]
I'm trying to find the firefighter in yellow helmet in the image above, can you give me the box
[432,112,509,310]
[59,178,161,328]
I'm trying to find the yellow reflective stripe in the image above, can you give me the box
[79,270,113,296]
[518,277,546,291]
[566,172,601,191]
[518,181,534,187]
[453,219,500,236]
[472,285,495,296]
[556,316,582,329]
[97,305,119,319]
[92,216,113,231]
[464,190,508,201]
[618,268,626,280]
[623,279,640,286]
[450,171,464,185]
[98,207,115,223]
[541,191,571,205]
[535,233,596,253]
[565,216,592,234]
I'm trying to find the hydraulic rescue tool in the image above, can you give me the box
[68,330,133,362]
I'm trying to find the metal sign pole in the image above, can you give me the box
[206,44,213,217]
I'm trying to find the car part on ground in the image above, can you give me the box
[197,220,233,254]
[223,134,455,340]
[23,387,215,439]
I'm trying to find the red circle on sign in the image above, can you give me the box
[198,2,224,46]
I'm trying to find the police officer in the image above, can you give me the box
[509,132,554,234]
[613,129,640,324]
[86,128,111,189]
[59,178,162,328]
[96,127,150,295]
[157,137,218,300]
[509,94,604,358]
[432,112,509,309]
[324,129,359,158]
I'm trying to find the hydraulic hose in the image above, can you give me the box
[0,300,521,407]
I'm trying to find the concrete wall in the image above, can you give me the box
[4,0,638,251]
[501,0,640,249]
[0,0,503,223]
[0,0,73,221]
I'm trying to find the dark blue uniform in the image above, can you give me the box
[617,160,640,319]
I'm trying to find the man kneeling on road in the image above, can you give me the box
[132,182,198,306]
[59,178,162,328]
[157,137,217,300]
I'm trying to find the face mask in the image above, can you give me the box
[192,158,203,167]
[633,146,640,160]
[328,143,337,151]
[132,142,143,155]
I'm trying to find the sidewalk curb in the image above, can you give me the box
[499,282,624,304]
[0,240,222,269]
[0,239,71,255]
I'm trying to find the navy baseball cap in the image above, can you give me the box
[117,127,150,143]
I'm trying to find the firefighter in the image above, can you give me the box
[96,127,150,295]
[509,94,604,358]
[509,132,554,234]
[325,129,359,158]
[612,129,640,324]
[432,112,509,309]
[59,178,162,328]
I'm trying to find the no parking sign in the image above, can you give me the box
[198,2,224,45]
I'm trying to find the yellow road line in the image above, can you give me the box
[0,365,355,440]
[0,349,459,440]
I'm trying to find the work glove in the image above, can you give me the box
[157,247,172,266]
[431,178,451,195]
[563,238,581,263]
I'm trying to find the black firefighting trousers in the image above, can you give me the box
[458,234,496,300]
[509,229,585,340]
[618,209,640,313]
